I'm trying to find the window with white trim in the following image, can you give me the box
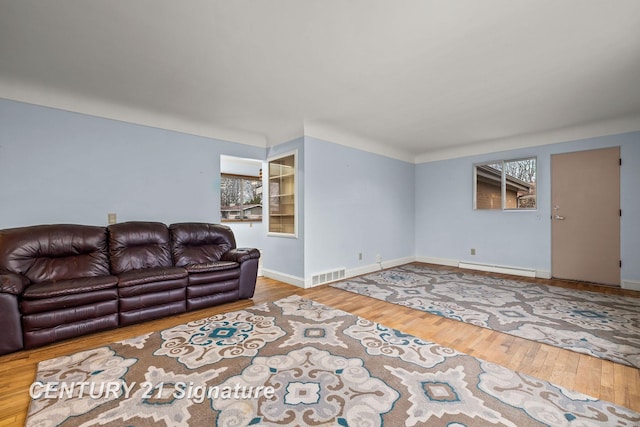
[220,173,263,222]
[474,157,536,210]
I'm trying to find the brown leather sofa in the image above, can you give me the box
[0,221,260,356]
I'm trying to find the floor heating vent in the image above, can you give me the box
[311,268,346,286]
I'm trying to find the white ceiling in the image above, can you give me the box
[1,1,640,162]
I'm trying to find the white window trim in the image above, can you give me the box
[473,156,537,211]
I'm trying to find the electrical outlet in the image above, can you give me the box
[375,254,382,263]
[108,213,117,225]
[358,252,363,261]
[470,248,476,255]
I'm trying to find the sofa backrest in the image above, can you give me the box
[170,223,236,267]
[108,221,173,274]
[0,224,111,283]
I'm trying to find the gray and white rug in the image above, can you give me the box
[26,295,639,426]
[331,264,640,368]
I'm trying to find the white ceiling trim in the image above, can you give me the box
[414,114,640,164]
[5,77,638,165]
[0,79,268,148]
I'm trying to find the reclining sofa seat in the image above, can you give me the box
[0,224,119,351]
[170,222,260,311]
[0,221,261,356]
[108,221,187,325]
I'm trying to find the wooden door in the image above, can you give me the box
[551,147,620,285]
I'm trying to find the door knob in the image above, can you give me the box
[554,215,565,220]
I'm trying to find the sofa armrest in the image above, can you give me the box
[221,248,261,264]
[0,270,30,295]
[221,249,260,299]
[0,269,26,354]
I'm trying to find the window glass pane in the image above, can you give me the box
[220,175,262,221]
[221,177,240,208]
[474,157,536,210]
[242,178,263,220]
[475,163,503,210]
[504,158,536,209]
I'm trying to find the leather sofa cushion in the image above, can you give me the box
[187,279,239,298]
[23,276,118,299]
[187,268,240,286]
[186,290,239,311]
[184,261,239,273]
[119,300,185,325]
[108,222,173,274]
[119,288,186,310]
[0,224,111,283]
[170,223,236,266]
[118,278,187,298]
[117,266,187,287]
[22,300,118,326]
[23,313,118,349]
[21,288,118,314]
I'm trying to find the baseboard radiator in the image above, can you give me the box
[458,262,536,278]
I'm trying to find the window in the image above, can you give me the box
[220,174,263,222]
[474,157,536,210]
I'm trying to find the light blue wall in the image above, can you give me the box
[415,131,640,283]
[304,137,415,275]
[262,137,305,279]
[0,99,265,251]
[3,98,639,285]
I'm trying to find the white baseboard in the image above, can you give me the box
[622,280,640,291]
[416,257,544,279]
[415,256,459,267]
[458,261,536,278]
[264,259,636,289]
[346,256,417,279]
[536,270,552,279]
[265,256,418,289]
[345,264,382,278]
[382,256,417,270]
[262,269,306,288]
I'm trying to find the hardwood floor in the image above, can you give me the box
[1,263,638,425]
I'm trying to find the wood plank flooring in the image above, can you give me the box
[1,263,638,425]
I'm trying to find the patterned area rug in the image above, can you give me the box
[26,295,639,426]
[331,264,640,368]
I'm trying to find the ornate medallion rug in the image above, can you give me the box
[330,264,640,368]
[26,295,639,426]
